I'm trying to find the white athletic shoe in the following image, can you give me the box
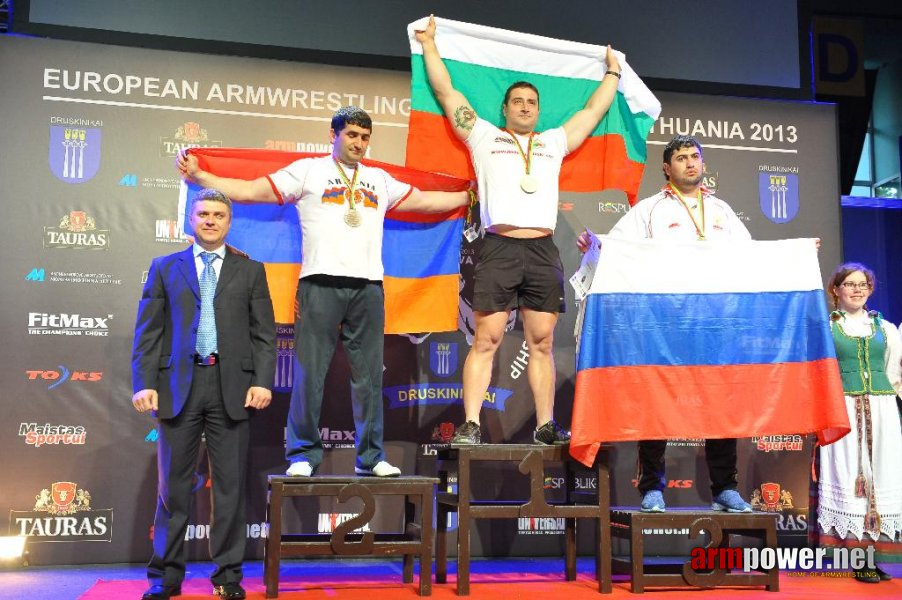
[355,460,401,477]
[286,461,313,477]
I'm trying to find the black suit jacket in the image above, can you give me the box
[132,246,277,420]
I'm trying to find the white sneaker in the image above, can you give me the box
[355,460,401,477]
[286,461,313,477]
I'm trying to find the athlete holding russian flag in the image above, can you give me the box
[578,135,754,514]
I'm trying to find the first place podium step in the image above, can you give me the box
[264,475,438,598]
[435,443,612,595]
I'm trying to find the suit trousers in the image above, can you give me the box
[637,438,739,496]
[148,364,249,586]
[286,275,385,470]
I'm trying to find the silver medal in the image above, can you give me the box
[344,210,362,228]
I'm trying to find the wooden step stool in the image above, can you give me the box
[264,475,438,597]
[610,508,779,593]
[435,444,611,595]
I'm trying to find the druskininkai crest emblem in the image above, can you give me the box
[48,127,102,183]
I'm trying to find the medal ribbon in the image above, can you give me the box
[333,159,359,211]
[669,183,705,240]
[503,129,535,175]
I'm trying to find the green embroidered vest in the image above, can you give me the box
[831,315,895,395]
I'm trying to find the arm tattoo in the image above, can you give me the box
[453,105,476,131]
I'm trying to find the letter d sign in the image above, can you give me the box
[813,17,864,96]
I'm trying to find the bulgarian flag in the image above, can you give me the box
[178,148,468,334]
[406,16,661,205]
[570,237,850,467]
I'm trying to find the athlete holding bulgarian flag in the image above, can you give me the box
[414,15,624,446]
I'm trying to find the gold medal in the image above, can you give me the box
[344,210,362,228]
[503,128,538,195]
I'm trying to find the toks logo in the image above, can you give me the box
[43,211,110,250]
[26,367,103,389]
[9,482,112,542]
[631,479,693,489]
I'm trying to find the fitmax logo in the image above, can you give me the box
[27,312,112,337]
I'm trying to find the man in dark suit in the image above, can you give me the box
[132,188,276,600]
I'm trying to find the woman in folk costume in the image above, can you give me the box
[817,262,902,582]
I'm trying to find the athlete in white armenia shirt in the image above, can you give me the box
[178,106,470,478]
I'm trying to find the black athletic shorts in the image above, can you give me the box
[471,233,565,314]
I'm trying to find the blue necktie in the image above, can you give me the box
[195,252,218,357]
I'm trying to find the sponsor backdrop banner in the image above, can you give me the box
[0,34,840,564]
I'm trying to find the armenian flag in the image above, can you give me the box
[178,148,468,334]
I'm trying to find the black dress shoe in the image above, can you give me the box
[142,583,182,599]
[875,566,893,581]
[213,583,246,599]
[853,568,881,583]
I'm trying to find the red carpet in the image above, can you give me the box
[80,572,901,599]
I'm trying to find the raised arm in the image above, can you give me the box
[414,15,478,141]
[562,46,621,152]
[176,151,279,204]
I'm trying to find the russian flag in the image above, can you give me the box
[178,148,467,334]
[406,16,661,204]
[570,236,850,467]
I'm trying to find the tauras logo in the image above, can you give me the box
[160,122,222,157]
[19,423,87,447]
[43,211,110,250]
[27,312,112,337]
[10,482,112,542]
